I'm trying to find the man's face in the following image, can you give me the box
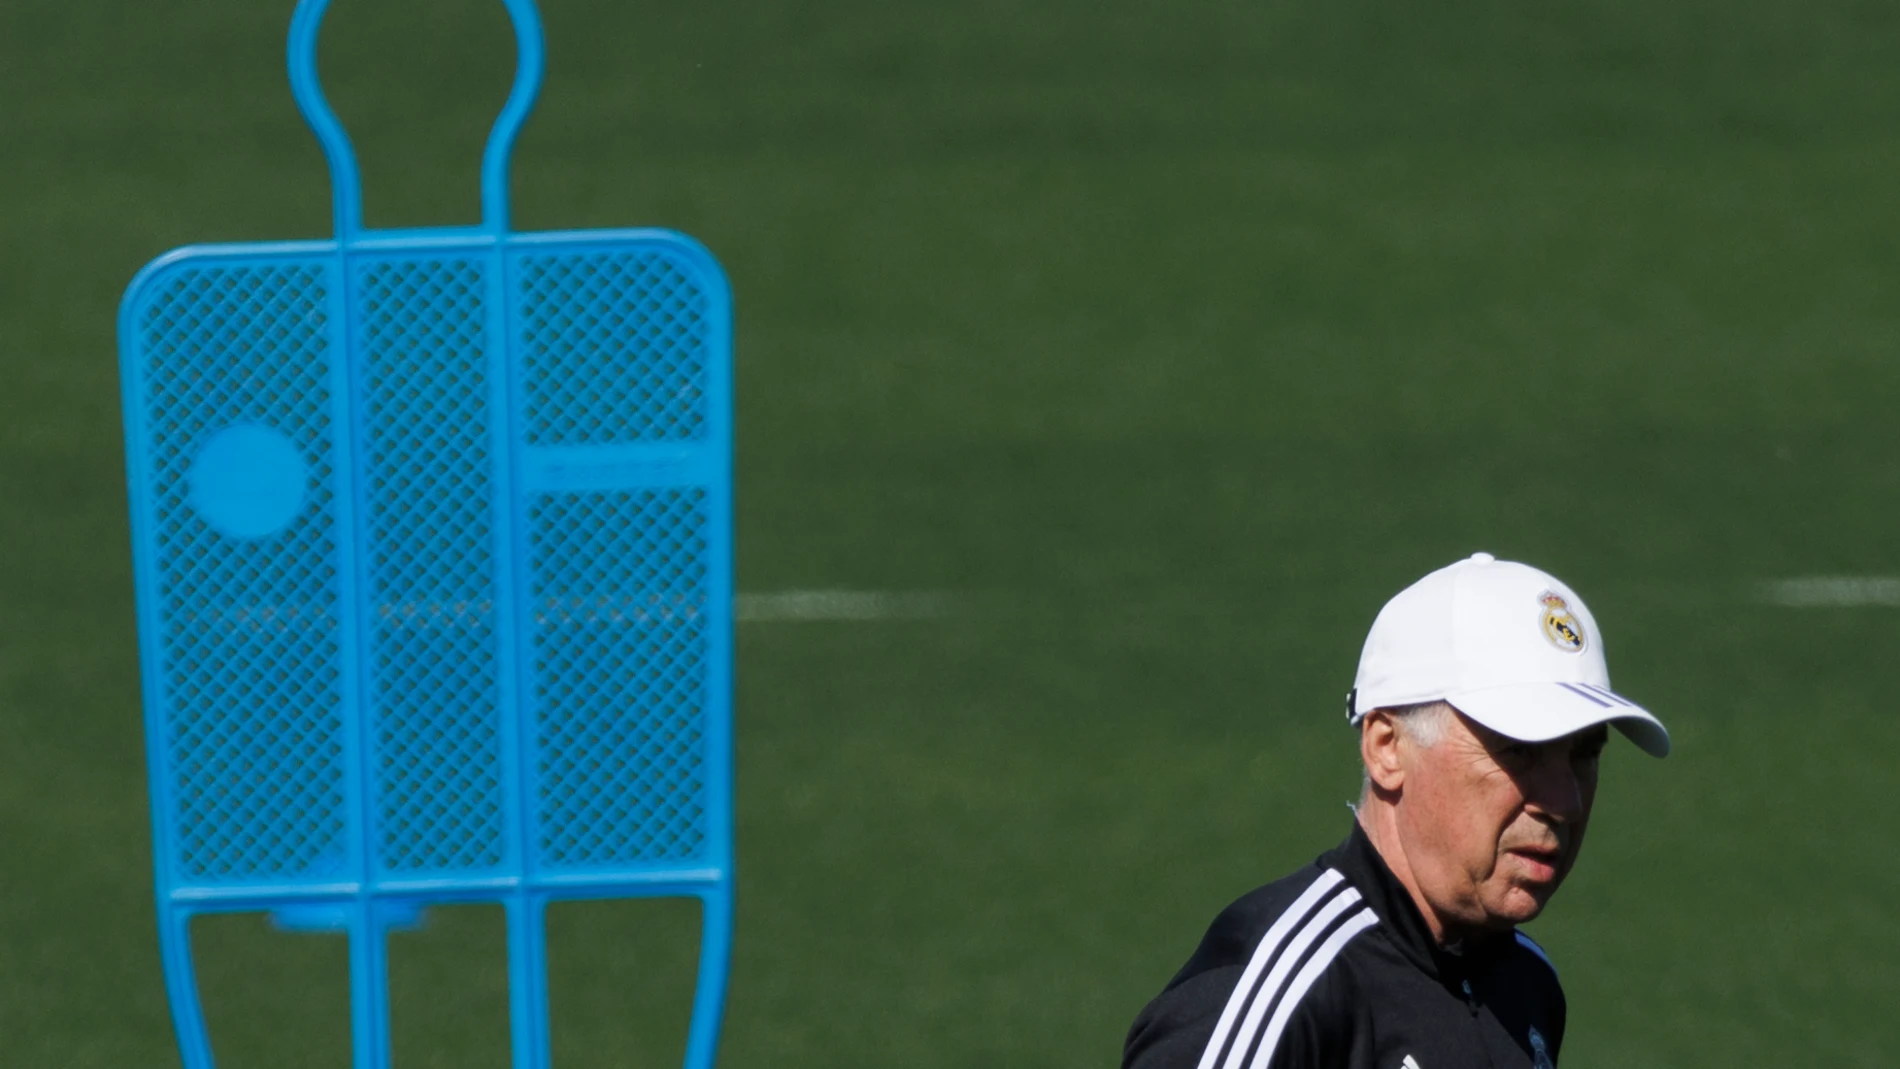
[1396,710,1607,937]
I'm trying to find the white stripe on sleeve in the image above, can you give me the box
[1248,907,1379,1069]
[1192,870,1347,1069]
[1219,888,1365,1069]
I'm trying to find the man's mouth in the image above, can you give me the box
[1506,846,1562,883]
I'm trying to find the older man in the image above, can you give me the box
[1123,553,1669,1069]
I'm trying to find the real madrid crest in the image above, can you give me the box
[1539,592,1586,653]
[1528,1025,1555,1069]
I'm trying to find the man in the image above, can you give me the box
[1123,553,1669,1069]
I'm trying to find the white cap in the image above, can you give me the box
[1347,553,1670,757]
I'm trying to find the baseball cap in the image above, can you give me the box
[1346,553,1670,758]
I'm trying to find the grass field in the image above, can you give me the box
[6,0,1900,1065]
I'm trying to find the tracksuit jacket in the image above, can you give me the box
[1123,822,1565,1069]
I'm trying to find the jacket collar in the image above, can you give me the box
[1321,819,1512,981]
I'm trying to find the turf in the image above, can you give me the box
[5,0,1900,1065]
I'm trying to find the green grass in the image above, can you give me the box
[6,0,1900,1065]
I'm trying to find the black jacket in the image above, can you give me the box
[1124,823,1565,1069]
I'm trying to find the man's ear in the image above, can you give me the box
[1360,709,1406,794]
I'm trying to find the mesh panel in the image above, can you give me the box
[358,259,507,874]
[516,251,708,445]
[530,489,708,868]
[140,264,348,882]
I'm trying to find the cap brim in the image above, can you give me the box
[1445,682,1671,758]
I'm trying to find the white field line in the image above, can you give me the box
[175,590,953,633]
[1757,577,1900,608]
[735,589,953,622]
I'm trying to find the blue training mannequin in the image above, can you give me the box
[117,2,734,1065]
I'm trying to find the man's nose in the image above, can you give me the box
[1524,758,1585,823]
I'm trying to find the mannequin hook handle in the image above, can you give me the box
[286,0,546,239]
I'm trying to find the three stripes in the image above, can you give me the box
[1554,681,1632,710]
[1194,869,1378,1069]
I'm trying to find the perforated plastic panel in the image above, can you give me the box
[530,488,708,867]
[358,258,507,876]
[518,250,709,445]
[139,263,349,883]
[126,238,729,892]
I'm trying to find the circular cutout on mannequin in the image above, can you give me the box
[186,424,309,540]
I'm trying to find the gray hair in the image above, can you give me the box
[1385,700,1452,747]
[1356,700,1454,803]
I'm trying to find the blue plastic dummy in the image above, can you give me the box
[116,1,733,1066]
